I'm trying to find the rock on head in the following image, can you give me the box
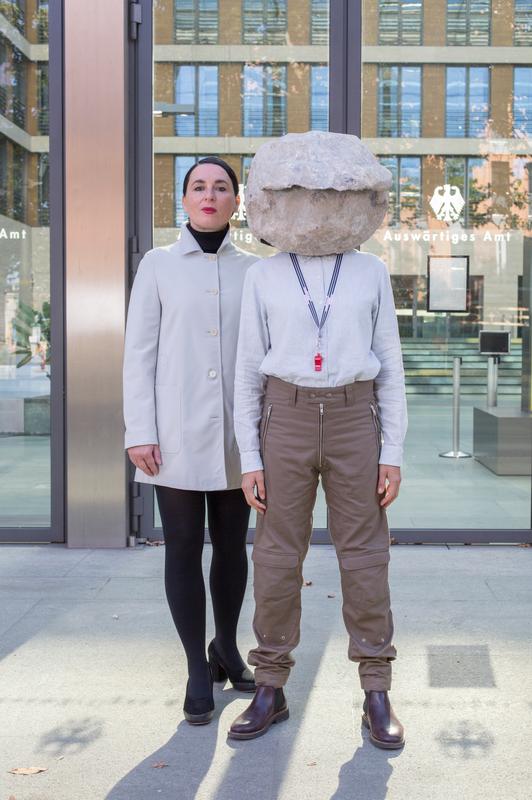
[245,131,392,256]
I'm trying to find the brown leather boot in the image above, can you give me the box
[227,686,289,740]
[362,690,405,749]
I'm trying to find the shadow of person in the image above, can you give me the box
[330,727,402,800]
[105,686,237,800]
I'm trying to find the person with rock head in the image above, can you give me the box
[229,132,408,748]
[123,157,257,726]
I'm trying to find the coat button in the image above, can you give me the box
[208,369,217,379]
[209,328,218,336]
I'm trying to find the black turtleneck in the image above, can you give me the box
[187,222,229,254]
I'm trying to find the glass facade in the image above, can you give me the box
[153,0,330,530]
[0,1,51,527]
[363,0,532,530]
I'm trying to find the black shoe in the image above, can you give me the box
[208,640,256,692]
[228,686,289,740]
[183,675,214,725]
[362,690,405,749]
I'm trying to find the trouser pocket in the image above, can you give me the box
[251,546,301,648]
[338,549,396,660]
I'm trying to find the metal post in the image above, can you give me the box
[440,357,472,459]
[487,355,500,408]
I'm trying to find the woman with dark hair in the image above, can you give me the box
[123,157,257,725]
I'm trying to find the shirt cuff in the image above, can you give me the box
[124,431,159,450]
[239,450,264,474]
[379,444,403,467]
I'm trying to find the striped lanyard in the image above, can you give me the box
[289,253,343,372]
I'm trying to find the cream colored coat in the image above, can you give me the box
[123,224,256,490]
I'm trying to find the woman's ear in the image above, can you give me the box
[182,194,188,214]
[234,195,240,214]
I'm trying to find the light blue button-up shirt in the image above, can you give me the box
[234,250,408,473]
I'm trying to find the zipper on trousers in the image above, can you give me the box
[369,401,382,452]
[263,403,273,443]
[318,402,324,468]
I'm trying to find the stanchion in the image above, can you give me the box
[487,355,500,408]
[440,356,472,459]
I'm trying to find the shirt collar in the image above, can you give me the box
[172,222,234,256]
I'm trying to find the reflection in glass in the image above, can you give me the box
[0,0,51,527]
[310,65,328,132]
[378,0,422,45]
[153,0,330,532]
[242,64,286,137]
[513,68,532,138]
[514,0,532,46]
[175,0,218,44]
[174,65,218,136]
[447,0,491,46]
[243,0,287,44]
[446,66,489,138]
[363,0,531,530]
[378,65,421,137]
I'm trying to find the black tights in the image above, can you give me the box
[155,486,250,698]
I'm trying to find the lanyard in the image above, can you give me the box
[290,253,343,371]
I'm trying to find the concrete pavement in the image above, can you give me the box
[1,542,531,800]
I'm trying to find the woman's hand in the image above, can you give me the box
[242,470,267,515]
[127,444,162,477]
[377,464,401,508]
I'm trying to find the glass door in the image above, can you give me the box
[0,0,63,541]
[361,0,532,534]
[146,0,331,538]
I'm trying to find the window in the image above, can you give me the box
[242,64,287,137]
[175,0,218,44]
[445,157,490,226]
[242,155,253,186]
[174,65,218,137]
[1,0,25,34]
[379,156,421,225]
[37,0,48,43]
[446,66,489,137]
[38,152,49,226]
[447,0,491,45]
[243,0,287,44]
[378,0,422,45]
[37,62,48,135]
[514,0,532,45]
[0,36,26,130]
[378,65,421,137]
[310,65,328,131]
[174,155,208,225]
[311,0,329,44]
[514,67,532,137]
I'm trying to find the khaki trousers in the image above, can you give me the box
[249,376,397,692]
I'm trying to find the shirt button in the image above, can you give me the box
[209,328,218,336]
[208,369,217,379]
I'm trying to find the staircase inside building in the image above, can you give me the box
[402,339,523,394]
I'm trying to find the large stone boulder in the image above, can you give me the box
[245,131,392,255]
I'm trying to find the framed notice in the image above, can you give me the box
[427,255,469,313]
